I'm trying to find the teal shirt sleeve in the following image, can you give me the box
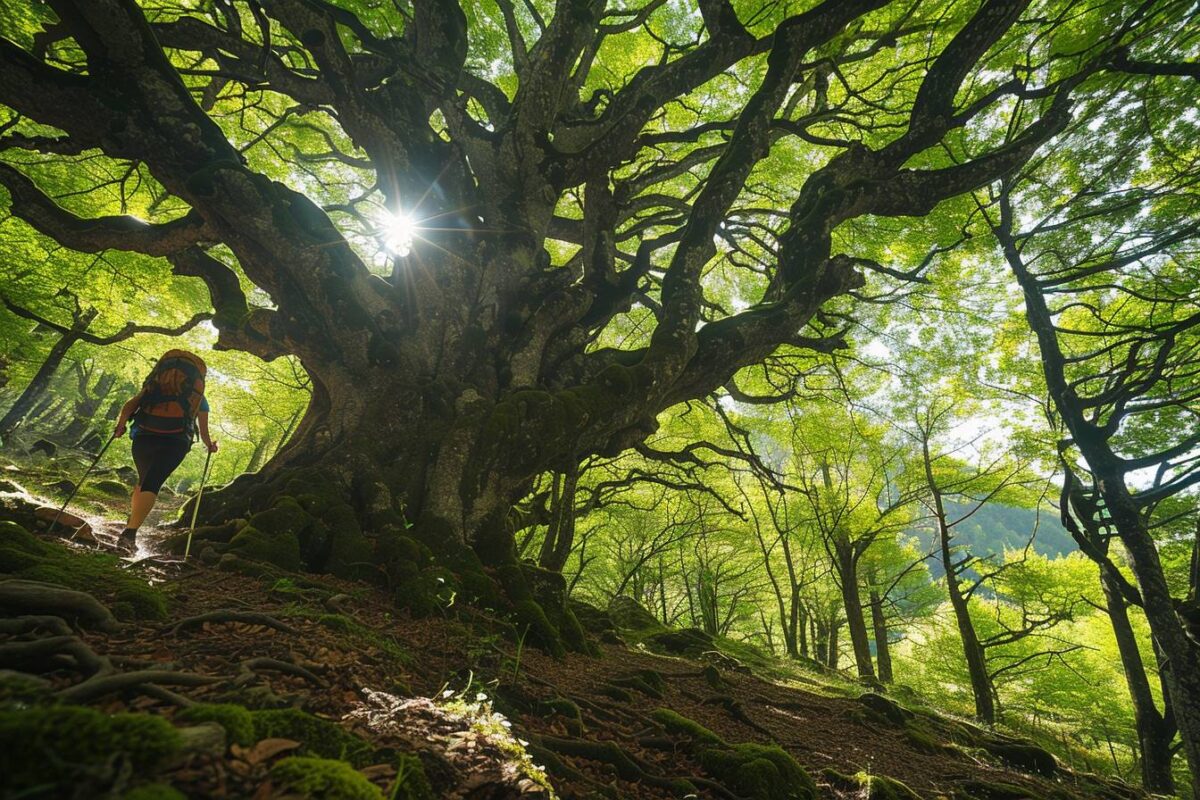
[200,396,210,413]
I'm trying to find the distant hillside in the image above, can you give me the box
[908,502,1076,578]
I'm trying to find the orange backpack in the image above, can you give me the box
[133,350,207,439]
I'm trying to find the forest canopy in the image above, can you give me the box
[1,0,1198,795]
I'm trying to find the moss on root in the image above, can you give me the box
[251,708,375,767]
[652,708,816,800]
[0,522,167,620]
[651,708,724,746]
[0,706,181,791]
[176,703,255,746]
[227,524,302,571]
[698,743,817,800]
[856,773,923,799]
[270,756,383,800]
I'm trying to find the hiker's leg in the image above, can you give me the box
[128,436,189,533]
[128,488,158,529]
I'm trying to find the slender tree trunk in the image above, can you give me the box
[0,330,81,439]
[834,541,876,681]
[870,590,893,684]
[786,585,801,658]
[814,617,829,666]
[828,613,841,671]
[543,462,579,572]
[921,437,995,722]
[1100,562,1176,793]
[797,603,809,659]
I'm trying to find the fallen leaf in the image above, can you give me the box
[246,738,301,765]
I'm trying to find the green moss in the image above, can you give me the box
[327,525,376,581]
[0,707,182,790]
[251,709,374,767]
[228,524,302,571]
[610,669,664,698]
[699,743,817,800]
[903,720,953,755]
[651,708,725,746]
[318,613,355,633]
[0,525,167,620]
[0,671,53,707]
[177,703,255,746]
[820,767,858,791]
[857,693,911,726]
[391,752,435,800]
[513,599,566,658]
[121,784,186,800]
[856,773,922,799]
[270,756,383,800]
[540,699,584,735]
[596,684,633,702]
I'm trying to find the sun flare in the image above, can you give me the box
[384,210,418,257]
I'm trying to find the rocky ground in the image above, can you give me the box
[0,461,1150,800]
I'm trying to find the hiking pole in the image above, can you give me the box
[184,448,213,560]
[49,433,116,538]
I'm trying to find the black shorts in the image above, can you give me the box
[131,435,191,493]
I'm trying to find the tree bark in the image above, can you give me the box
[833,541,876,681]
[928,459,996,723]
[0,327,86,440]
[1100,562,1176,794]
[869,590,893,684]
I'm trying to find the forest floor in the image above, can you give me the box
[0,455,1150,800]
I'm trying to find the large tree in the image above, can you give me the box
[0,0,1184,566]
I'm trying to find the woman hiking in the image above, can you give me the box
[113,350,217,549]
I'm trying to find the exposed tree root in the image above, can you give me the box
[0,579,120,631]
[237,657,327,688]
[167,610,299,636]
[140,684,197,707]
[534,733,731,797]
[0,614,73,637]
[57,669,221,704]
[0,633,110,676]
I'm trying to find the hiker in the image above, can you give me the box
[113,350,217,549]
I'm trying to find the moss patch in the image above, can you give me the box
[651,708,724,746]
[0,522,167,620]
[227,524,302,571]
[0,706,182,792]
[251,708,374,767]
[856,772,923,799]
[270,756,383,800]
[699,743,817,800]
[177,703,255,746]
